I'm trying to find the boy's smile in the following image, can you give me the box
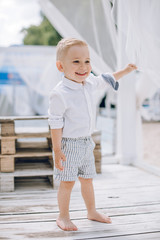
[57,45,92,83]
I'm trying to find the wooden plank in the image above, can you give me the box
[0,163,53,177]
[0,115,48,123]
[0,203,160,223]
[16,141,49,149]
[1,186,160,214]
[90,233,160,240]
[0,132,50,140]
[0,211,160,229]
[0,148,52,158]
[0,217,160,240]
[0,130,100,141]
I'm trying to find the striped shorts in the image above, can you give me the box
[53,136,96,181]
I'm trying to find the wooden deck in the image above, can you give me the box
[0,164,160,240]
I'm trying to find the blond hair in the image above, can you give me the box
[56,38,88,61]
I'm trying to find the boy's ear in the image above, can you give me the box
[56,61,64,72]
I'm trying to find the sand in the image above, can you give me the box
[142,122,160,168]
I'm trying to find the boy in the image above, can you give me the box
[48,38,137,231]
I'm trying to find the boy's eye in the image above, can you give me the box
[85,60,90,64]
[73,60,79,63]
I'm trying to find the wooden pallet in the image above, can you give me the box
[92,130,102,174]
[0,116,53,192]
[0,116,102,192]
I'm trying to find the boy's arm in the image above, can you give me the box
[90,64,137,91]
[113,64,137,81]
[51,128,66,171]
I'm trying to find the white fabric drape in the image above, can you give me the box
[0,46,58,95]
[0,46,59,115]
[40,0,118,105]
[113,0,160,106]
[113,0,160,165]
[40,0,117,74]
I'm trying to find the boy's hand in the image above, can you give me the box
[125,64,137,73]
[113,63,137,80]
[54,149,66,171]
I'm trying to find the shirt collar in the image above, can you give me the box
[62,76,86,89]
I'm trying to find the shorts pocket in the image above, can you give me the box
[91,139,96,149]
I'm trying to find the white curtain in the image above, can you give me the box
[112,0,160,164]
[0,46,59,115]
[40,0,117,73]
[40,0,118,105]
[112,0,160,106]
[0,46,58,95]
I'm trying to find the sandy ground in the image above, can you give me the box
[142,122,160,168]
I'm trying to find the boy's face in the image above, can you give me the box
[57,45,92,83]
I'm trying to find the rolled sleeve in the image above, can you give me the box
[101,73,119,91]
[88,73,119,91]
[48,90,66,129]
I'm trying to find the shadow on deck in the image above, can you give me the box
[0,164,160,240]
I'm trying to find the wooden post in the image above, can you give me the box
[1,122,15,136]
[1,139,16,155]
[92,130,102,173]
[1,156,15,172]
[116,1,138,165]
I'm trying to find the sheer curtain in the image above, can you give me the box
[40,0,117,73]
[0,46,58,96]
[39,0,118,106]
[0,46,58,115]
[112,0,160,165]
[112,0,160,106]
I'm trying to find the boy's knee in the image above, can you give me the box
[60,181,75,189]
[79,177,93,184]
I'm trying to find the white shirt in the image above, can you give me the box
[48,73,119,138]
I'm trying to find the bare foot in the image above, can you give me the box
[87,211,112,223]
[56,217,78,231]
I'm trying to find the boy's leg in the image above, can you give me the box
[79,177,112,223]
[57,181,78,231]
